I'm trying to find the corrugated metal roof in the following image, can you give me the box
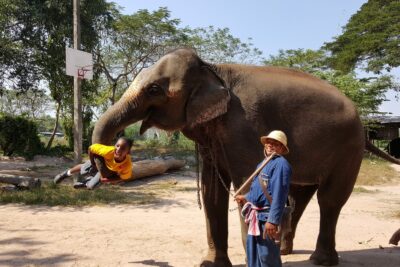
[365,116,400,124]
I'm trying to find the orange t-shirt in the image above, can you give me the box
[89,144,132,180]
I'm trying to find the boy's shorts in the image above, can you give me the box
[80,160,97,176]
[81,157,119,179]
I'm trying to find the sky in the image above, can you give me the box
[110,0,399,115]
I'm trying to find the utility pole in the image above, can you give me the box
[73,0,82,164]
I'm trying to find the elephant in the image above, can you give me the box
[387,138,400,158]
[92,48,400,266]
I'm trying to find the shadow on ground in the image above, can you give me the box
[131,247,400,267]
[129,259,174,267]
[283,247,400,267]
[0,236,76,266]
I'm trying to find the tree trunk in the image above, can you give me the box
[111,83,117,105]
[46,101,61,150]
[129,158,185,180]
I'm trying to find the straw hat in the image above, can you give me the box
[260,130,289,154]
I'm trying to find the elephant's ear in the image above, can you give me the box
[186,65,231,128]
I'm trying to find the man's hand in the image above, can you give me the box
[263,222,279,240]
[234,195,247,205]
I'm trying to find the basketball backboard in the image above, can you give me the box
[66,47,93,80]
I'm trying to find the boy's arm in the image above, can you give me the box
[88,148,96,168]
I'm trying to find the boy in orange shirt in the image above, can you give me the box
[54,137,133,189]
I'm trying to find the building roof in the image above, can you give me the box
[365,115,400,124]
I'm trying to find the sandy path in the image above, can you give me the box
[1,174,399,266]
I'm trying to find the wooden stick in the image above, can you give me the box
[233,152,276,197]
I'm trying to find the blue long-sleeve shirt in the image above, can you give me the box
[245,155,292,225]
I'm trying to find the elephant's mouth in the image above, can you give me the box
[139,111,153,135]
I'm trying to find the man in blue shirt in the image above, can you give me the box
[235,130,292,267]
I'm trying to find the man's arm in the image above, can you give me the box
[263,160,291,239]
[234,194,247,205]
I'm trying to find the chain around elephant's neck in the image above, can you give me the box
[196,122,238,211]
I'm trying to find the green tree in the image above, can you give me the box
[96,7,263,111]
[96,7,185,108]
[0,89,51,119]
[184,26,263,64]
[264,49,328,73]
[264,49,394,116]
[0,114,43,159]
[1,0,117,149]
[324,0,400,74]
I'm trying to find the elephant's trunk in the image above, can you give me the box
[92,87,145,145]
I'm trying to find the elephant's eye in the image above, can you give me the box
[146,84,163,96]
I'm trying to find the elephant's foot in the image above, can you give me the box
[196,251,232,267]
[310,249,338,266]
[280,239,293,255]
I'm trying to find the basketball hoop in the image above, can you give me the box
[77,67,91,80]
[66,47,93,80]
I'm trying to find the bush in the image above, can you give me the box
[61,116,74,149]
[0,114,43,159]
[124,123,143,140]
[43,144,72,157]
[175,134,195,150]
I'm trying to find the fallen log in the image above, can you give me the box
[130,158,186,181]
[0,174,41,189]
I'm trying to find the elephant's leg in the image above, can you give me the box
[310,198,341,266]
[198,162,232,267]
[311,157,359,266]
[280,184,318,255]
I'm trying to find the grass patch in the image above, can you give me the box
[0,182,157,206]
[176,186,197,192]
[352,186,379,193]
[356,155,400,185]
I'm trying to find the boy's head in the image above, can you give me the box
[114,137,133,161]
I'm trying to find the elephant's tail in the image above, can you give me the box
[365,139,400,165]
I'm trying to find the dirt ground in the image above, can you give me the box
[0,156,399,267]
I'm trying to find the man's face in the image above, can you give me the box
[114,139,130,161]
[264,139,285,156]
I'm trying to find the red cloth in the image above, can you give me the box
[100,177,123,184]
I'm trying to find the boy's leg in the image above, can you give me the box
[93,156,116,178]
[79,160,94,176]
[85,172,101,190]
[54,163,82,184]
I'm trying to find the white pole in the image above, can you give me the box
[73,0,82,164]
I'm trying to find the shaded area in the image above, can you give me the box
[0,171,198,211]
[0,253,75,267]
[129,259,174,267]
[0,181,158,206]
[283,247,400,267]
[0,236,76,267]
[0,237,46,246]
